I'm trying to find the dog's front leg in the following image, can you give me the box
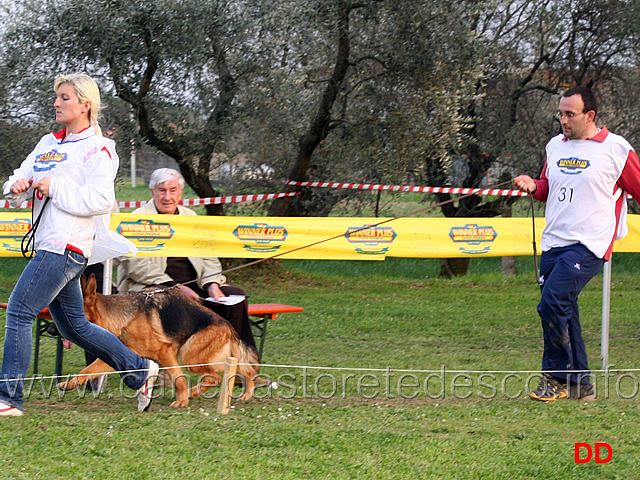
[58,359,114,391]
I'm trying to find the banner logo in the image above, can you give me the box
[557,157,590,175]
[345,225,396,254]
[116,219,174,251]
[449,224,497,255]
[0,218,31,252]
[34,149,68,172]
[233,223,287,253]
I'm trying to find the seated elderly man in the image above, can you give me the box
[117,168,256,349]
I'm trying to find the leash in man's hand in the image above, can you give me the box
[219,180,540,278]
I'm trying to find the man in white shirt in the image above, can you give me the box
[513,86,640,402]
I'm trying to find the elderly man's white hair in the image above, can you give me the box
[149,168,185,190]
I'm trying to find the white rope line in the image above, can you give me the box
[5,361,640,384]
[256,364,640,374]
[2,362,228,384]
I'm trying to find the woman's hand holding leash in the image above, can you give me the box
[10,178,33,195]
[32,177,52,197]
[10,177,53,197]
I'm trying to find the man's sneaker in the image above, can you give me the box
[569,382,596,401]
[137,360,160,412]
[530,373,568,402]
[0,400,23,417]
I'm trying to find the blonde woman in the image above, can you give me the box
[0,73,159,416]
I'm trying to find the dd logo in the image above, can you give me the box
[574,443,612,464]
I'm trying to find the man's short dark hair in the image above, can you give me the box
[563,86,598,116]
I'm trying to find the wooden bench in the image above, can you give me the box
[248,303,304,361]
[0,302,303,376]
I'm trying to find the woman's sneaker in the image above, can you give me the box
[530,373,568,401]
[0,400,23,417]
[137,360,160,412]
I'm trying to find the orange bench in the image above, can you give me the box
[248,303,304,361]
[0,302,303,376]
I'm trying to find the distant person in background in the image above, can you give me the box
[116,168,257,349]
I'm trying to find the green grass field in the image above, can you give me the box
[1,255,639,479]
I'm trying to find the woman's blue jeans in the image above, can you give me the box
[0,249,149,411]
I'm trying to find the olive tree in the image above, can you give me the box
[0,0,273,214]
[1,0,639,227]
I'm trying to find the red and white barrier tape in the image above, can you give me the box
[0,191,299,210]
[0,200,32,209]
[117,191,299,209]
[287,180,637,201]
[285,180,527,197]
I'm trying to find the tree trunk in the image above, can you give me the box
[439,258,470,278]
[501,256,516,276]
[268,1,353,217]
[111,28,232,217]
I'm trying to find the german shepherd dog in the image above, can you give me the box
[58,274,260,407]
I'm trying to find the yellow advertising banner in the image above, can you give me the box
[112,214,386,260]
[1,212,640,259]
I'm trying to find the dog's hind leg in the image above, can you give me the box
[182,356,222,401]
[58,359,115,391]
[186,373,221,400]
[179,325,232,400]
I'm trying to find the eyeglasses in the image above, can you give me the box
[556,111,586,120]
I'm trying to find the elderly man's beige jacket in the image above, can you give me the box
[116,200,226,292]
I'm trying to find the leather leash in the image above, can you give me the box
[219,180,517,276]
[528,191,540,285]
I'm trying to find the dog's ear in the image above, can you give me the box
[82,273,98,296]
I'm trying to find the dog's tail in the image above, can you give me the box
[230,338,259,375]
[230,338,261,399]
